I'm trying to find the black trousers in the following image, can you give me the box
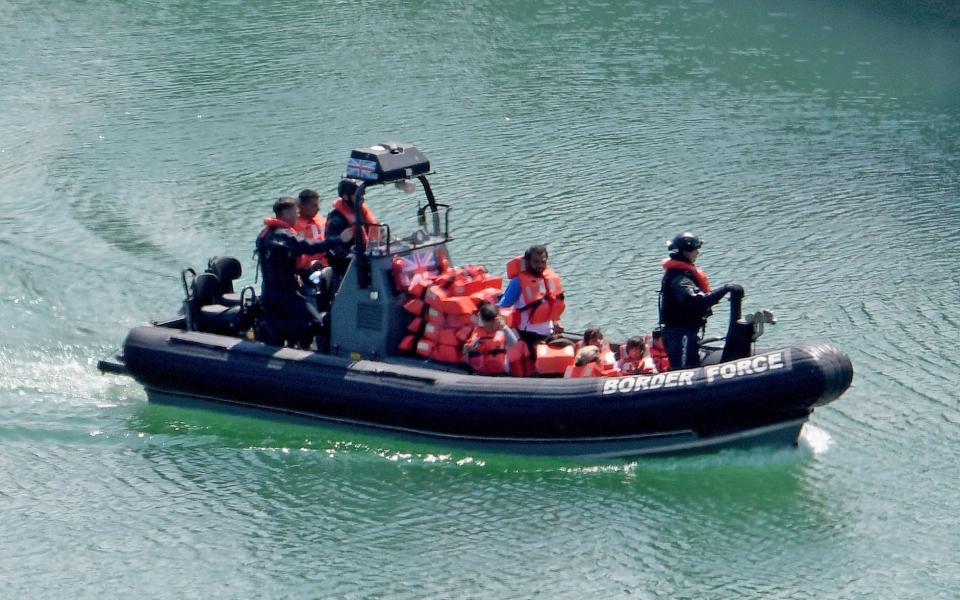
[662,326,701,370]
[517,329,548,355]
[260,293,325,349]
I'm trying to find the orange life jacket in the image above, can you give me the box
[534,342,576,375]
[644,333,672,372]
[333,197,379,244]
[507,341,533,377]
[574,339,616,369]
[259,216,295,236]
[464,329,508,375]
[293,214,328,270]
[602,365,621,377]
[660,258,712,293]
[618,354,657,375]
[506,256,565,325]
[564,363,601,378]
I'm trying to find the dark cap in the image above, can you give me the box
[272,196,298,216]
[338,178,359,198]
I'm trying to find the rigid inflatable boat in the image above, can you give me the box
[99,143,853,458]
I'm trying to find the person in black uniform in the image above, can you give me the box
[658,231,743,369]
[256,197,350,348]
[323,178,379,276]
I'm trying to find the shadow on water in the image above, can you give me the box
[129,390,832,476]
[125,394,853,552]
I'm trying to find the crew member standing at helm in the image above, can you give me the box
[256,197,349,348]
[323,178,380,276]
[659,231,743,369]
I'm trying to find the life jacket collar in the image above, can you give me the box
[661,258,712,293]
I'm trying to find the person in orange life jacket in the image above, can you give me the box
[463,302,519,375]
[658,231,743,369]
[323,178,380,276]
[295,188,336,314]
[574,327,616,370]
[564,345,600,378]
[645,329,671,373]
[293,189,328,272]
[497,245,565,352]
[256,197,351,348]
[617,336,657,375]
[564,345,620,378]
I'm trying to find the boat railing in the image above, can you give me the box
[366,204,452,257]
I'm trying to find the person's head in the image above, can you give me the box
[574,345,601,367]
[477,301,500,332]
[272,196,298,226]
[338,178,359,206]
[625,336,646,359]
[524,244,548,275]
[582,327,604,348]
[298,189,320,219]
[668,231,702,263]
[651,328,665,349]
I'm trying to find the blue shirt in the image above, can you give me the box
[498,277,521,308]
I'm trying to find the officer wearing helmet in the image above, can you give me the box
[324,178,380,276]
[659,231,744,369]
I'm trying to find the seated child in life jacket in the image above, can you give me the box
[617,336,658,375]
[463,302,520,376]
[564,345,621,378]
[575,327,617,370]
[645,329,671,373]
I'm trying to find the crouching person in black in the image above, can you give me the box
[256,197,351,349]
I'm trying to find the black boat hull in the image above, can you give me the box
[120,325,853,457]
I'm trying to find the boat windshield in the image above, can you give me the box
[360,180,451,256]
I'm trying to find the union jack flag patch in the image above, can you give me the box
[347,158,379,181]
[393,249,441,290]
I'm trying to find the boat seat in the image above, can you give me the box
[192,272,242,335]
[221,291,242,306]
[199,303,242,335]
[221,285,258,308]
[206,256,243,307]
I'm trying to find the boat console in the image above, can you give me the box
[330,143,454,360]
